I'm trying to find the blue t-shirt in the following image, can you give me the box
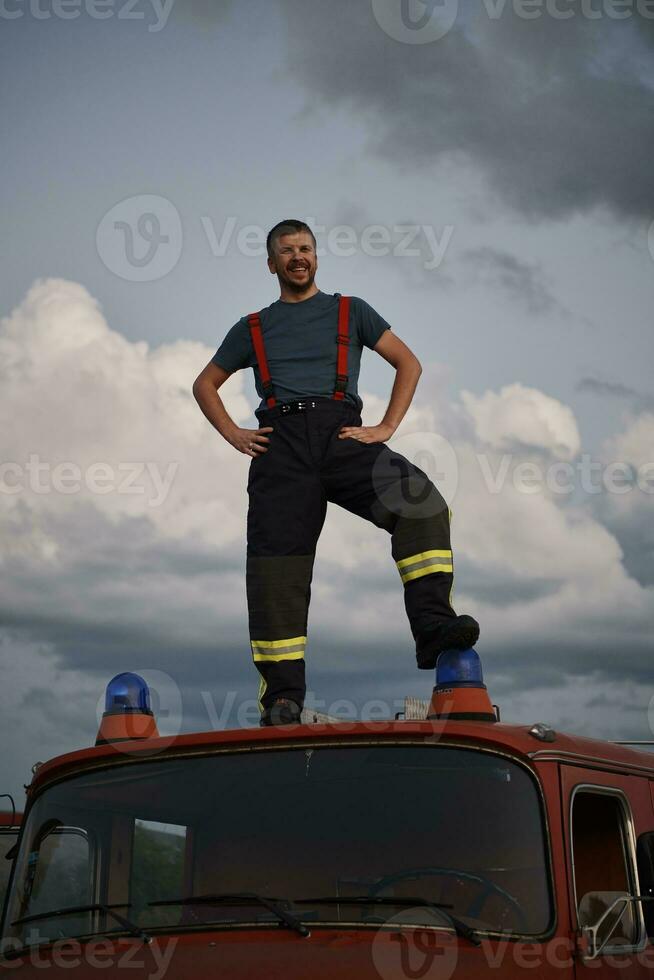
[211,290,391,412]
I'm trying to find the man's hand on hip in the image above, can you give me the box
[226,426,274,458]
[338,423,394,445]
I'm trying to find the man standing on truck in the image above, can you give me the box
[193,219,480,726]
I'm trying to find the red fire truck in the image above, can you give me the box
[2,652,654,978]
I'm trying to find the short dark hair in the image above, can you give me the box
[266,219,316,258]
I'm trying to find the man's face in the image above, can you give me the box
[268,231,318,293]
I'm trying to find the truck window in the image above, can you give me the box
[571,790,640,947]
[5,825,93,942]
[636,833,654,938]
[131,820,187,927]
[27,828,92,919]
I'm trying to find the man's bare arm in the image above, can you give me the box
[192,362,273,458]
[337,329,422,444]
[373,329,422,433]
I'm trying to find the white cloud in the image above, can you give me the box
[460,382,581,459]
[0,278,252,548]
[603,412,654,471]
[494,672,654,744]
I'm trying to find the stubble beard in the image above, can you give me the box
[279,264,317,295]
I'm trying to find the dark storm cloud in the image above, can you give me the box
[577,376,654,412]
[2,490,652,756]
[278,0,654,221]
[0,503,249,691]
[3,496,650,713]
[327,557,654,691]
[591,491,654,587]
[462,246,566,315]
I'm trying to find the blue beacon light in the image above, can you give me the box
[96,673,159,745]
[428,648,497,723]
[435,648,485,689]
[104,672,153,714]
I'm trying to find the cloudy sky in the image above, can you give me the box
[1,0,653,803]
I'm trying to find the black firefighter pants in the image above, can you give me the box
[246,397,458,713]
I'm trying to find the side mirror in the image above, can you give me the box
[578,892,653,960]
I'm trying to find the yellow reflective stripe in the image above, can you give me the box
[251,635,307,649]
[400,562,453,584]
[396,549,452,570]
[448,507,455,607]
[251,635,307,662]
[252,650,305,663]
[257,673,267,714]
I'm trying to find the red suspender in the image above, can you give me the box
[333,294,350,401]
[247,294,350,408]
[247,312,276,408]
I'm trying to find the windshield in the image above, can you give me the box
[3,744,552,945]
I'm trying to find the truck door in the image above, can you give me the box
[561,767,652,980]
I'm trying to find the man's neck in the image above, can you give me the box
[278,283,320,304]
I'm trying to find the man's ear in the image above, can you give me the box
[267,255,277,275]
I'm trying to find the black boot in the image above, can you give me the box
[260,698,302,727]
[416,615,480,670]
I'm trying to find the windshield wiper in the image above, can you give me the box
[293,895,481,946]
[12,904,151,944]
[149,892,310,938]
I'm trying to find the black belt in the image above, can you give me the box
[257,397,356,419]
[280,399,320,415]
